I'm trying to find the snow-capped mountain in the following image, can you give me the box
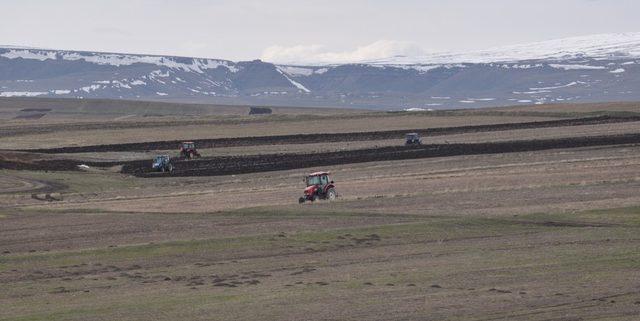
[1,33,639,109]
[357,33,640,66]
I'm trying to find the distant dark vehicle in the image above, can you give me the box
[299,172,338,203]
[179,142,201,159]
[249,107,272,115]
[152,155,173,172]
[405,133,422,146]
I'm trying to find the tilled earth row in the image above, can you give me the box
[123,133,640,177]
[3,133,640,176]
[26,115,640,154]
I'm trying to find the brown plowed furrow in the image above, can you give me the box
[122,133,640,177]
[4,133,640,177]
[25,115,640,154]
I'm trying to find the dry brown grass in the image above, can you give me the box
[492,101,640,114]
[0,114,563,149]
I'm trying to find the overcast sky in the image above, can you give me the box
[1,0,639,63]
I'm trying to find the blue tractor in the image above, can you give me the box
[405,133,422,146]
[152,155,174,173]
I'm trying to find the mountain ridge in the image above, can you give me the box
[1,33,638,110]
[4,32,640,66]
[348,32,640,66]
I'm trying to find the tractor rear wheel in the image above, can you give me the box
[327,188,337,201]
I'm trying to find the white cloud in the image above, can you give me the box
[260,40,427,65]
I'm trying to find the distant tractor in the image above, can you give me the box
[405,132,422,146]
[298,172,338,203]
[179,141,201,159]
[152,155,173,172]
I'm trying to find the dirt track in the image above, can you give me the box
[26,115,640,154]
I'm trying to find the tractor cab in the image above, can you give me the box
[153,155,170,164]
[179,141,201,159]
[405,133,422,146]
[299,172,337,203]
[152,155,173,172]
[305,172,331,186]
[182,142,195,150]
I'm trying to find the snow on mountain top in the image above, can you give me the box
[0,49,57,61]
[3,32,640,70]
[362,33,640,66]
[0,47,240,73]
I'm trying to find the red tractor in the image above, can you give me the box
[179,141,201,159]
[298,172,338,203]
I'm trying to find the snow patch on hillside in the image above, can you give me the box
[530,81,583,91]
[79,84,103,93]
[513,90,551,95]
[277,66,314,77]
[112,80,131,89]
[404,108,433,112]
[399,65,441,73]
[467,98,496,101]
[499,64,543,69]
[0,91,48,97]
[549,64,606,70]
[276,68,311,92]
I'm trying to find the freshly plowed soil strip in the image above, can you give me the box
[121,133,640,177]
[27,115,640,154]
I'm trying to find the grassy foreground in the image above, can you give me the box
[2,206,640,321]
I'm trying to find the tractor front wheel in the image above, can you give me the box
[312,194,320,202]
[327,188,337,201]
[298,197,305,204]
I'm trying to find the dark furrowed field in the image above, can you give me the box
[24,115,640,153]
[125,133,640,177]
[3,133,640,177]
[2,113,640,177]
